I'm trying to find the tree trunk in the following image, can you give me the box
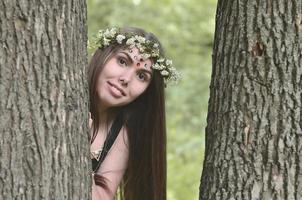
[200,0,302,199]
[0,0,90,199]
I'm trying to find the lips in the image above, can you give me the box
[107,81,126,97]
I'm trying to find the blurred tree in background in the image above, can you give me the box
[87,0,217,199]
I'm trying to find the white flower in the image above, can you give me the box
[126,38,135,46]
[103,38,110,46]
[151,49,160,57]
[133,35,146,43]
[142,53,150,59]
[110,28,117,35]
[137,45,146,54]
[103,28,117,38]
[157,58,165,63]
[104,29,111,38]
[153,43,159,48]
[137,36,146,43]
[161,70,169,76]
[116,34,126,44]
[152,63,161,70]
[153,64,165,70]
[165,59,172,66]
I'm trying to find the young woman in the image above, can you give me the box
[88,27,179,200]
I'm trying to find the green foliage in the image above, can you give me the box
[87,0,217,199]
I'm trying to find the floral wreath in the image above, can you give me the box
[88,27,181,85]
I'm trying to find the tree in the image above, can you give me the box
[200,0,302,199]
[0,0,90,199]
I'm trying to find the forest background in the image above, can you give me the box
[88,0,217,199]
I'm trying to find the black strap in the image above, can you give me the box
[92,114,124,173]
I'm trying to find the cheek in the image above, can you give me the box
[96,73,107,97]
[130,83,149,99]
[96,74,104,89]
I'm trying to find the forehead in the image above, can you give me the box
[126,47,140,54]
[119,47,153,66]
[120,47,142,57]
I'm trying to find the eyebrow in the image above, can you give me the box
[118,51,153,76]
[119,51,134,65]
[139,68,153,78]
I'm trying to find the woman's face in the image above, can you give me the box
[96,47,153,110]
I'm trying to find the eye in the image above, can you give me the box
[137,71,149,82]
[118,57,128,67]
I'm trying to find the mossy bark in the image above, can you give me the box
[200,0,302,199]
[0,0,90,199]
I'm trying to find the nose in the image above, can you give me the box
[118,69,133,87]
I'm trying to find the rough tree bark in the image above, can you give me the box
[200,0,302,199]
[0,0,90,199]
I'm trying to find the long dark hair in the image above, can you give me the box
[88,27,166,200]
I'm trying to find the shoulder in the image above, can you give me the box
[105,125,129,157]
[118,126,129,149]
[94,126,129,196]
[99,125,129,173]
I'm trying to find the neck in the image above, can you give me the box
[98,106,118,127]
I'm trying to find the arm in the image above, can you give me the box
[92,127,129,200]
